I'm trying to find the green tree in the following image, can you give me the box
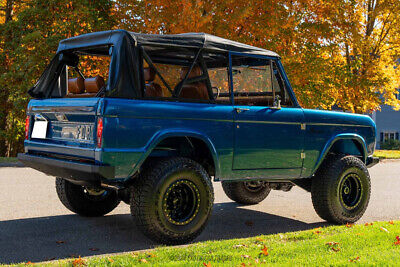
[0,0,116,156]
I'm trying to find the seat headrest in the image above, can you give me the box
[180,84,209,100]
[144,68,156,81]
[180,66,202,80]
[68,77,85,94]
[84,76,105,93]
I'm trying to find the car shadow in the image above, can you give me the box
[0,202,328,264]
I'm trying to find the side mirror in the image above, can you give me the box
[271,95,281,110]
[59,52,79,67]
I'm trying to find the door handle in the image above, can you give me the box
[235,108,250,113]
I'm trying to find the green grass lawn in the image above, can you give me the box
[0,157,18,163]
[374,150,400,159]
[14,221,400,266]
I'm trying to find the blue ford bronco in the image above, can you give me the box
[18,30,378,245]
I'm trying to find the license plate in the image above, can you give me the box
[31,121,48,139]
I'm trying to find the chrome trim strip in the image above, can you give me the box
[104,115,233,123]
[306,122,372,128]
[236,120,300,125]
[103,115,371,128]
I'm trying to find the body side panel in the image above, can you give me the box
[99,98,234,180]
[301,109,375,178]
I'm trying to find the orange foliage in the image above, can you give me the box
[116,0,400,113]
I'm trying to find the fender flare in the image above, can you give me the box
[311,133,368,175]
[128,128,220,178]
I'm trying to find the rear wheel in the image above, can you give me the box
[311,155,371,224]
[55,178,120,217]
[221,180,271,205]
[130,157,213,245]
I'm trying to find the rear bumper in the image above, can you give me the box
[18,153,114,186]
[366,156,379,168]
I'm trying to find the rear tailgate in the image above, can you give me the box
[25,98,101,160]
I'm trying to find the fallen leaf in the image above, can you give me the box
[56,241,65,244]
[326,241,340,252]
[25,262,33,265]
[89,248,99,251]
[72,257,86,266]
[202,262,211,267]
[260,245,269,256]
[241,254,251,259]
[147,252,157,258]
[313,227,322,234]
[139,258,148,263]
[389,221,394,225]
[380,227,389,233]
[240,263,246,267]
[346,223,354,228]
[349,256,360,262]
[245,220,254,226]
[255,237,264,242]
[394,236,400,245]
[108,258,114,263]
[364,222,373,226]
[326,242,339,246]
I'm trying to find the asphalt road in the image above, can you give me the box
[1,161,399,264]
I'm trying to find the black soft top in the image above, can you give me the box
[30,30,280,99]
[57,30,280,57]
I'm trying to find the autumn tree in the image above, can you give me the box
[0,0,116,156]
[1,0,400,155]
[116,0,400,113]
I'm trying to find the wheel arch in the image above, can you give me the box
[129,129,220,179]
[312,133,368,175]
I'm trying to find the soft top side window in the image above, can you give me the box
[231,55,293,107]
[141,47,230,104]
[65,54,110,98]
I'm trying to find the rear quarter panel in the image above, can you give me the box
[302,109,376,177]
[100,98,234,179]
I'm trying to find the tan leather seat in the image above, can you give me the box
[179,66,209,100]
[68,77,85,95]
[144,68,163,97]
[84,76,105,94]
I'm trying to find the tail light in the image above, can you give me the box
[25,116,30,140]
[97,117,103,148]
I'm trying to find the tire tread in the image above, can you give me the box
[311,154,371,224]
[130,157,214,245]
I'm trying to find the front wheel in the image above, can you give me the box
[55,178,120,217]
[130,157,214,245]
[221,180,271,205]
[311,155,371,224]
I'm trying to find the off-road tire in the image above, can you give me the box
[55,178,120,217]
[221,181,271,205]
[311,154,371,224]
[130,157,214,245]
